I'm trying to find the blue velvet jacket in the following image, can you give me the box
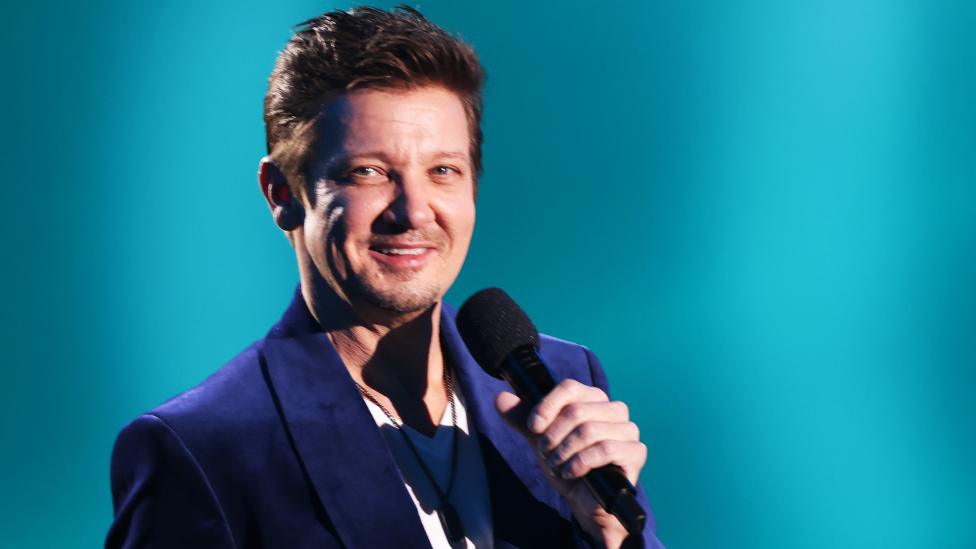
[107,290,664,548]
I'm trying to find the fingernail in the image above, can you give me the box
[528,413,544,433]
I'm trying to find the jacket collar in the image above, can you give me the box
[261,287,570,548]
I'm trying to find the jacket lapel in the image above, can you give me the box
[261,291,431,548]
[440,304,576,546]
[260,289,573,548]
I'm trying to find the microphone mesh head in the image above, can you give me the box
[456,288,539,378]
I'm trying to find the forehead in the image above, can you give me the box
[315,86,471,159]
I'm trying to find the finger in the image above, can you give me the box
[546,420,640,468]
[494,391,533,438]
[528,379,608,434]
[559,439,647,484]
[538,400,630,454]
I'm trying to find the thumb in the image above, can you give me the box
[494,391,534,438]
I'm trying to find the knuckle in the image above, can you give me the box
[559,379,582,394]
[551,443,566,462]
[564,403,584,422]
[565,460,579,476]
[636,441,648,459]
[576,380,598,398]
[565,378,584,389]
[629,421,641,440]
[578,422,598,441]
[613,400,629,417]
[590,386,609,401]
[535,401,553,419]
[586,442,611,465]
[576,443,594,464]
[559,404,577,421]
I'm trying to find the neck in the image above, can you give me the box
[329,305,445,401]
[300,280,447,420]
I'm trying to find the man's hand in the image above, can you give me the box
[495,379,647,549]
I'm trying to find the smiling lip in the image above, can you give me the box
[367,242,438,269]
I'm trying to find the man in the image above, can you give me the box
[107,7,664,548]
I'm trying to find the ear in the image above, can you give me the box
[258,156,304,231]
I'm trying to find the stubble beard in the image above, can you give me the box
[345,269,442,315]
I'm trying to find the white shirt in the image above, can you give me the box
[362,382,494,548]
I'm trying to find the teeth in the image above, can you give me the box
[377,248,426,256]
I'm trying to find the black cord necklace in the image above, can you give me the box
[355,366,465,546]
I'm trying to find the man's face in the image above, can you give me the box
[298,86,476,316]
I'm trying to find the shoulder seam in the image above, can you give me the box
[144,413,239,548]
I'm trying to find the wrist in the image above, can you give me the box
[572,514,628,549]
[599,524,629,549]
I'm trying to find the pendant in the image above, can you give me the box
[438,502,465,546]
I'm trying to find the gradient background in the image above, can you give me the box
[2,1,974,547]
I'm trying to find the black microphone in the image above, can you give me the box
[456,288,646,537]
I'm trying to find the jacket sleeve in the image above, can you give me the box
[106,414,236,549]
[581,347,667,549]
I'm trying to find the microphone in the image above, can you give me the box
[456,288,646,537]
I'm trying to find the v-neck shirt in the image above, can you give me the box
[362,382,494,548]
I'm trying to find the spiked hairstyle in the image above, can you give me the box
[264,6,486,193]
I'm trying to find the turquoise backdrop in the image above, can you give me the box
[2,1,974,547]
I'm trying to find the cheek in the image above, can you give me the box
[446,199,476,250]
[457,196,477,231]
[310,188,388,245]
[339,189,394,239]
[304,193,344,243]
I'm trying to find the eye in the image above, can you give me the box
[351,166,380,177]
[430,165,460,177]
[341,165,388,184]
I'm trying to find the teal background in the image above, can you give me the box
[2,1,974,547]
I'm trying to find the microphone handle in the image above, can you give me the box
[500,346,647,537]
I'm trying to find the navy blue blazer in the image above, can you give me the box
[107,289,664,548]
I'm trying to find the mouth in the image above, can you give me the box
[367,242,437,269]
[371,247,429,256]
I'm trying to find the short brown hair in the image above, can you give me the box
[264,6,485,193]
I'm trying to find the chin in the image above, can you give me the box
[365,294,439,316]
[349,279,442,316]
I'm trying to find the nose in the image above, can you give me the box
[384,171,435,230]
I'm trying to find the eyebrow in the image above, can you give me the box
[328,151,472,165]
[429,152,471,162]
